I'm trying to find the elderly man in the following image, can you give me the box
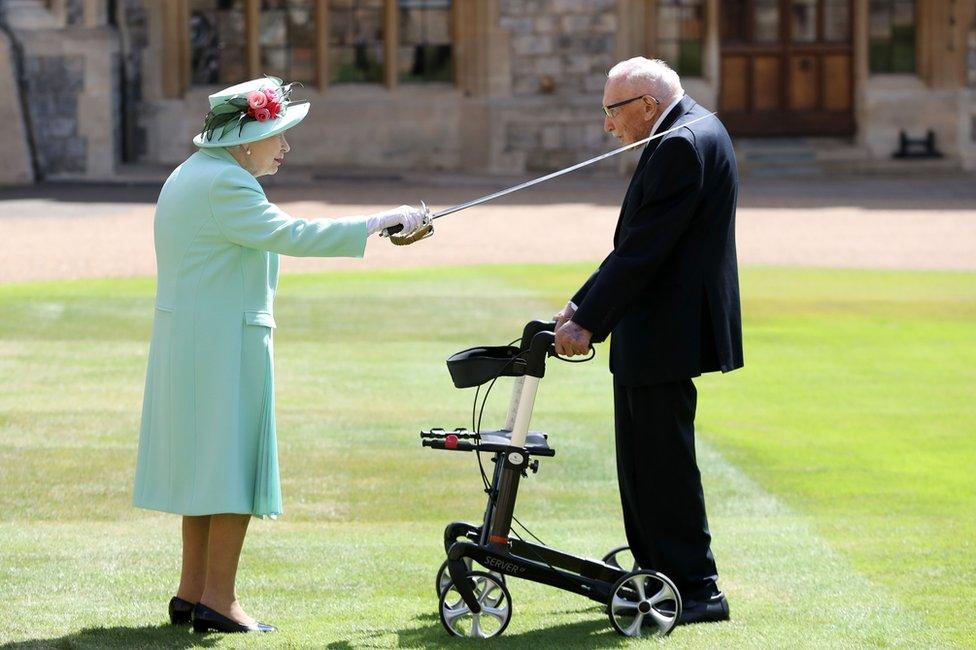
[554,57,742,625]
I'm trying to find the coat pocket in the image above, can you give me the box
[244,310,277,328]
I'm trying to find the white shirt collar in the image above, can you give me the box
[650,94,685,137]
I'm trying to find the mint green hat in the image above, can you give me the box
[193,76,309,148]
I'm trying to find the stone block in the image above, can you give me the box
[583,35,616,55]
[584,124,609,148]
[499,17,534,35]
[561,15,593,33]
[548,0,589,13]
[595,13,618,32]
[44,117,76,138]
[584,73,609,93]
[511,75,540,96]
[565,54,593,74]
[563,124,584,148]
[507,123,540,151]
[532,56,562,75]
[499,0,530,16]
[535,16,557,34]
[64,137,86,161]
[541,125,561,149]
[512,35,554,56]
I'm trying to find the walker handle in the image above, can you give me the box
[519,320,556,352]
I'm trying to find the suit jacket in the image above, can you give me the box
[133,146,368,517]
[571,96,743,386]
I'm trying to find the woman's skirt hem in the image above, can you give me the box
[132,500,282,518]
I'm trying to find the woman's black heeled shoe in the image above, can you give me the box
[168,596,195,625]
[191,603,276,633]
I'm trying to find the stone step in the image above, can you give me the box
[741,150,818,164]
[1,0,61,30]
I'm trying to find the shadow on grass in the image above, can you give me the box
[0,625,218,650]
[327,610,636,649]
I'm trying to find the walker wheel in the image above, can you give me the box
[601,545,640,572]
[608,569,681,637]
[435,558,505,599]
[439,571,512,639]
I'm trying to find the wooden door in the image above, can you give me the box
[719,0,854,136]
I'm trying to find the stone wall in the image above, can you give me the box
[860,75,963,160]
[0,29,34,184]
[963,22,976,170]
[12,26,120,180]
[497,0,619,171]
[2,1,120,180]
[500,0,617,97]
[22,55,87,174]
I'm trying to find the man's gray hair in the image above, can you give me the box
[607,57,683,101]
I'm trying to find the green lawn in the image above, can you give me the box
[0,264,973,648]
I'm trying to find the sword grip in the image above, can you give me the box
[381,223,404,237]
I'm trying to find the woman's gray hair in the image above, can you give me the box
[607,57,683,101]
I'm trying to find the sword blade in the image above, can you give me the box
[431,111,716,220]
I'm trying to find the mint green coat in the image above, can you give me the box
[133,147,368,518]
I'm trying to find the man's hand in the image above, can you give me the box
[555,321,592,356]
[553,301,577,330]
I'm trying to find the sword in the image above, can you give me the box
[382,111,717,242]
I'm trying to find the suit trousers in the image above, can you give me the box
[613,377,719,600]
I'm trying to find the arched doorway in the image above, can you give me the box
[719,0,854,136]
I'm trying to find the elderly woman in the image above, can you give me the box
[132,77,425,634]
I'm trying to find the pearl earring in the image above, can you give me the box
[245,149,251,156]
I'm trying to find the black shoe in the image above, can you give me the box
[677,592,730,625]
[191,603,276,633]
[168,596,195,625]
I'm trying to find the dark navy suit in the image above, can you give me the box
[571,95,743,600]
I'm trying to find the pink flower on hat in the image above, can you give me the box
[254,107,272,122]
[247,91,268,109]
[264,89,282,119]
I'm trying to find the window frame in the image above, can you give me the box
[170,0,457,94]
[646,0,707,78]
[867,0,918,75]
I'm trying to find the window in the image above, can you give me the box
[329,0,385,83]
[260,0,318,83]
[655,0,704,77]
[869,0,916,73]
[398,0,453,83]
[189,0,247,85]
[184,0,454,88]
[823,0,852,42]
[752,0,779,43]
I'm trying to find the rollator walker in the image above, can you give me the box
[421,320,682,639]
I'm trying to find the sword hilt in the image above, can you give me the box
[380,201,430,238]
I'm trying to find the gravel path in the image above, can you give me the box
[1,173,974,284]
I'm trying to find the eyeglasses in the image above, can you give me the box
[602,94,659,118]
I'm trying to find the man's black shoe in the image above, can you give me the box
[677,592,730,625]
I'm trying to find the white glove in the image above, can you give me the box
[365,205,426,236]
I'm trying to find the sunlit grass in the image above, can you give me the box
[0,265,972,648]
